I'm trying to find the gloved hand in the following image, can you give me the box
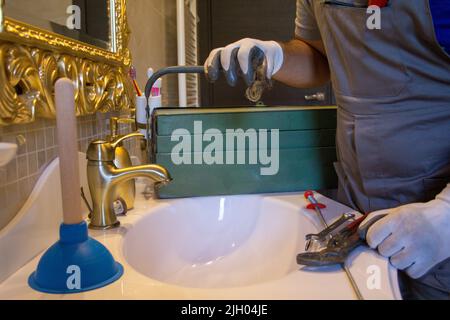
[204,38,284,87]
[359,184,450,279]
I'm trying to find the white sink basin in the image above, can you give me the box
[123,195,317,289]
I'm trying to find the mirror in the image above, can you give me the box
[0,0,133,126]
[4,0,112,50]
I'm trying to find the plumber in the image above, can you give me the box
[204,0,450,300]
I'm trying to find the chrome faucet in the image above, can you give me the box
[86,133,171,230]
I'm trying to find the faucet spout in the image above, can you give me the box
[110,164,172,188]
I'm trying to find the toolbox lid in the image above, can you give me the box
[153,106,337,136]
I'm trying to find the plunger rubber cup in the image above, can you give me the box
[28,221,123,294]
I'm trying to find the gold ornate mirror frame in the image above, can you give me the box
[0,0,134,126]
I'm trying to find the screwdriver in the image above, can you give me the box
[304,191,329,228]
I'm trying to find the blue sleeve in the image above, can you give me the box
[429,0,450,54]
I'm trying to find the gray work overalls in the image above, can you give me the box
[310,0,450,299]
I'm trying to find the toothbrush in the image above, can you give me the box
[129,66,143,96]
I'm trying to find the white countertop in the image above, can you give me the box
[0,181,401,300]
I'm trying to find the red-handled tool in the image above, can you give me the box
[304,190,328,228]
[369,0,388,8]
[304,190,327,210]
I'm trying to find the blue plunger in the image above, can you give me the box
[28,222,123,294]
[28,79,123,294]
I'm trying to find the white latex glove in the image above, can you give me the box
[204,38,284,87]
[360,184,450,279]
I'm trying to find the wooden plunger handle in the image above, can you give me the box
[55,78,83,225]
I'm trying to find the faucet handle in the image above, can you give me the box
[87,133,145,162]
[110,117,137,139]
[110,132,145,149]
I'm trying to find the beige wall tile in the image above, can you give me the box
[17,155,28,180]
[5,159,17,182]
[25,131,36,153]
[28,153,38,174]
[0,169,6,186]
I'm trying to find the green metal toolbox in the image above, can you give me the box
[151,106,338,198]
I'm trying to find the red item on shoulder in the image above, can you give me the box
[369,0,388,7]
